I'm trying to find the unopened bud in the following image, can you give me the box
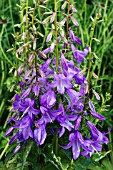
[92,89,100,100]
[42,16,51,24]
[59,17,67,26]
[50,12,56,23]
[46,32,52,42]
[70,16,79,26]
[33,25,37,34]
[92,72,98,79]
[90,16,94,22]
[33,38,36,50]
[92,38,100,43]
[70,5,77,13]
[61,1,67,10]
[21,32,26,40]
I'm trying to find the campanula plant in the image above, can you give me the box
[5,0,111,168]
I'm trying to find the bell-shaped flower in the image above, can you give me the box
[8,115,34,147]
[87,121,109,144]
[17,115,34,141]
[50,73,72,94]
[70,16,79,26]
[81,138,102,158]
[69,30,82,44]
[13,94,24,112]
[66,89,83,111]
[32,83,40,97]
[40,90,56,109]
[40,106,62,124]
[34,119,47,145]
[61,53,68,71]
[71,44,89,64]
[57,103,78,137]
[74,72,87,85]
[61,131,90,160]
[88,100,105,120]
[20,98,40,119]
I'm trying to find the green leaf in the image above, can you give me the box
[93,150,112,162]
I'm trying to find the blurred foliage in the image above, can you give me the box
[0,0,113,169]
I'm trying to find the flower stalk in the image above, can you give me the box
[87,17,97,93]
[32,3,38,82]
[66,0,71,41]
[26,0,29,60]
[54,0,59,72]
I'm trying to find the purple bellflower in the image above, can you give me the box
[14,97,40,120]
[40,90,56,109]
[56,103,78,137]
[70,30,82,44]
[50,73,72,94]
[88,100,106,120]
[34,119,47,145]
[61,131,90,160]
[71,44,89,64]
[87,121,109,144]
[81,138,102,158]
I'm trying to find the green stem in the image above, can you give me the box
[32,3,38,82]
[87,19,97,93]
[54,0,59,73]
[0,143,9,160]
[66,0,70,41]
[26,0,29,61]
[8,0,15,34]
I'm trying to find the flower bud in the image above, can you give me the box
[50,12,56,23]
[46,32,52,42]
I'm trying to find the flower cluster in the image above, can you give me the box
[5,2,110,160]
